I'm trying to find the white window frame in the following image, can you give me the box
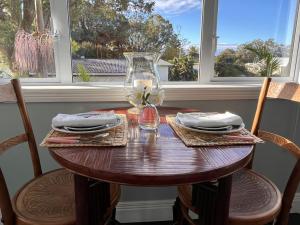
[200,0,300,83]
[20,0,300,86]
[50,0,73,84]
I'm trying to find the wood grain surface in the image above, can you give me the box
[49,108,254,186]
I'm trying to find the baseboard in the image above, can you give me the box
[116,193,300,223]
[116,199,175,223]
[292,193,300,213]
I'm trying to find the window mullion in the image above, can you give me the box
[199,0,218,84]
[50,0,72,84]
[290,0,300,83]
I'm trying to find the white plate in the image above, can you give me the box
[64,124,108,131]
[52,116,123,134]
[175,118,245,134]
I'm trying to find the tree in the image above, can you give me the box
[245,45,280,77]
[169,56,198,81]
[70,0,170,58]
[187,46,199,63]
[236,39,289,65]
[214,49,247,77]
[69,0,182,59]
[162,37,181,61]
[128,14,177,52]
[70,0,131,58]
[77,64,91,82]
[0,0,50,74]
[0,0,21,70]
[215,39,287,77]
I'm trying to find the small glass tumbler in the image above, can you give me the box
[138,104,160,131]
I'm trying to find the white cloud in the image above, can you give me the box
[154,0,201,15]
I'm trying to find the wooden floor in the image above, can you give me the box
[123,214,300,225]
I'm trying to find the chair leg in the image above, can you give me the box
[173,197,190,225]
[108,208,121,225]
[179,204,190,225]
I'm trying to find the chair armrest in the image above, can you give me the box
[258,130,300,158]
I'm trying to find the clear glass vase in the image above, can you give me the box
[138,104,160,131]
[124,52,164,111]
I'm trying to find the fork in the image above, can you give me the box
[47,133,110,144]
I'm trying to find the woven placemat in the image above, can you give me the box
[40,114,128,148]
[166,115,263,147]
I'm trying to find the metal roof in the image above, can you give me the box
[72,59,172,75]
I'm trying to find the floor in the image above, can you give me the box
[289,214,300,225]
[0,214,299,225]
[123,214,300,225]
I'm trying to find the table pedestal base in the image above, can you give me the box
[74,174,113,225]
[174,175,233,225]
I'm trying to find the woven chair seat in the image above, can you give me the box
[13,169,120,225]
[178,169,281,225]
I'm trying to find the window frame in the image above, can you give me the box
[50,0,73,84]
[20,0,300,85]
[201,0,300,83]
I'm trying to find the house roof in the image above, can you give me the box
[72,59,172,75]
[72,59,127,75]
[157,60,172,66]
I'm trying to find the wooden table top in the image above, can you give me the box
[49,107,254,186]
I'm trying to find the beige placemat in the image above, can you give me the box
[40,114,128,147]
[166,115,263,147]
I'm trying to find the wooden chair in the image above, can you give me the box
[175,78,300,225]
[0,79,121,225]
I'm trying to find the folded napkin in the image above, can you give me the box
[52,111,118,128]
[176,112,243,128]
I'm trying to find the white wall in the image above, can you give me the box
[158,66,169,81]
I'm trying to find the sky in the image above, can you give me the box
[153,0,298,49]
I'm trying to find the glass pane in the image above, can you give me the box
[69,0,202,83]
[0,0,56,79]
[214,0,297,77]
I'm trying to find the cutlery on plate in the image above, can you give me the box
[46,133,110,144]
[46,137,80,144]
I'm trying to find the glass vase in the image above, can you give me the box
[124,52,164,112]
[138,104,160,131]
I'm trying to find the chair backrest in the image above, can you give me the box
[250,78,300,225]
[0,79,42,225]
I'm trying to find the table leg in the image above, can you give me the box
[193,175,232,225]
[74,174,111,225]
[215,175,233,225]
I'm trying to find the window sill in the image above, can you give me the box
[21,84,261,102]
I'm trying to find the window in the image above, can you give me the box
[1,0,300,85]
[69,0,202,83]
[214,0,298,78]
[0,0,57,81]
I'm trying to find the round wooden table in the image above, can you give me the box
[49,107,254,225]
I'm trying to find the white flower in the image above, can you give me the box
[126,87,165,107]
